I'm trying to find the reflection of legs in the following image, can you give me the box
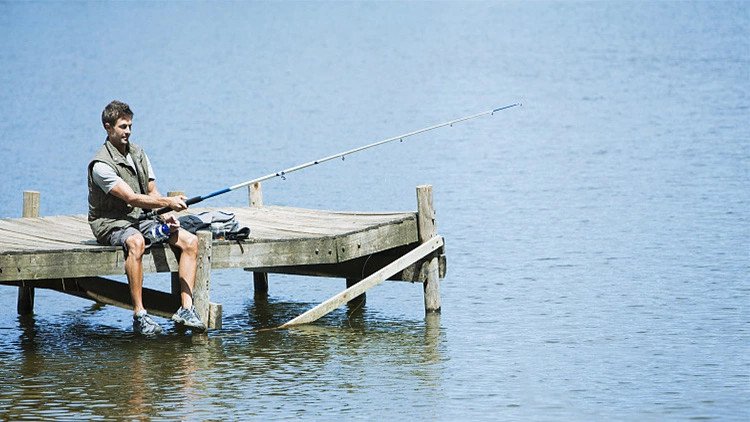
[124,233,146,314]
[170,229,198,309]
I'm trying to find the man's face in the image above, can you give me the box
[106,117,132,150]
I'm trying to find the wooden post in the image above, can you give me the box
[417,185,441,313]
[248,182,263,207]
[193,230,212,328]
[170,192,221,329]
[346,278,366,306]
[249,182,269,296]
[22,191,40,218]
[17,191,39,314]
[208,302,222,330]
[167,191,184,296]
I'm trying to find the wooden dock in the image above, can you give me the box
[0,185,445,329]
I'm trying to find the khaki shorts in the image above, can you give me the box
[107,219,170,254]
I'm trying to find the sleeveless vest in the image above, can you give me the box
[87,140,151,243]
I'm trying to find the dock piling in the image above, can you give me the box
[248,182,269,297]
[193,230,213,329]
[346,278,366,306]
[17,191,39,315]
[417,185,441,313]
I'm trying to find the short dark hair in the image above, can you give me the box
[102,100,133,128]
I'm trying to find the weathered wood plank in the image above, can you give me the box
[335,218,418,261]
[42,277,181,319]
[249,248,446,282]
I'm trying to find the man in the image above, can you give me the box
[88,100,205,335]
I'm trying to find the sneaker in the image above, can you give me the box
[171,306,206,332]
[133,310,163,335]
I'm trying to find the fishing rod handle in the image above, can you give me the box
[140,195,203,220]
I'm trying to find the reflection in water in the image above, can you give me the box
[0,297,446,420]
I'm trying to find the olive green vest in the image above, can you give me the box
[87,140,151,244]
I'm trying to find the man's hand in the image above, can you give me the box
[167,195,188,212]
[163,214,181,232]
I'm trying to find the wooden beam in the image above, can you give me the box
[17,191,39,315]
[248,182,263,207]
[22,191,40,218]
[247,245,446,282]
[43,276,181,319]
[346,277,366,305]
[280,235,444,328]
[253,272,269,296]
[417,185,441,313]
[193,231,212,328]
[248,182,270,297]
[208,302,222,329]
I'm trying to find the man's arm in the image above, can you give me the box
[147,180,161,198]
[109,180,187,212]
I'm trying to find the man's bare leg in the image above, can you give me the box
[124,233,147,314]
[170,229,198,309]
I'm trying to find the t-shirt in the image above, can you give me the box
[92,153,155,194]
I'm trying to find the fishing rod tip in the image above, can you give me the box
[492,103,522,113]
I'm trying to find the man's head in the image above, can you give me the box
[102,100,133,129]
[102,100,133,152]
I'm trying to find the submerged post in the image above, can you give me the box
[17,191,40,314]
[193,230,212,328]
[249,182,269,296]
[417,185,441,313]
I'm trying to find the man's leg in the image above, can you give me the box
[169,229,204,331]
[123,232,147,314]
[170,229,198,309]
[121,231,163,335]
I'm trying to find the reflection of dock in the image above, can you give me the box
[1,185,445,329]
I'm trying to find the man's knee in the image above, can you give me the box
[181,231,199,255]
[125,233,146,257]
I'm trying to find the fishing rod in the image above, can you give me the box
[143,103,521,219]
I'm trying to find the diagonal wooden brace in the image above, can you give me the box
[280,235,444,328]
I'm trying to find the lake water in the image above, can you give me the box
[0,1,748,420]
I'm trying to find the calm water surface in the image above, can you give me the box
[0,1,748,420]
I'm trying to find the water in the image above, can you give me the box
[1,1,748,420]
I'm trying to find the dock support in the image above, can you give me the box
[417,185,441,313]
[193,230,213,329]
[280,236,444,328]
[346,278,366,306]
[248,182,269,296]
[17,191,39,315]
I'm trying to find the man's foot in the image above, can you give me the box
[133,310,163,335]
[171,306,206,332]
